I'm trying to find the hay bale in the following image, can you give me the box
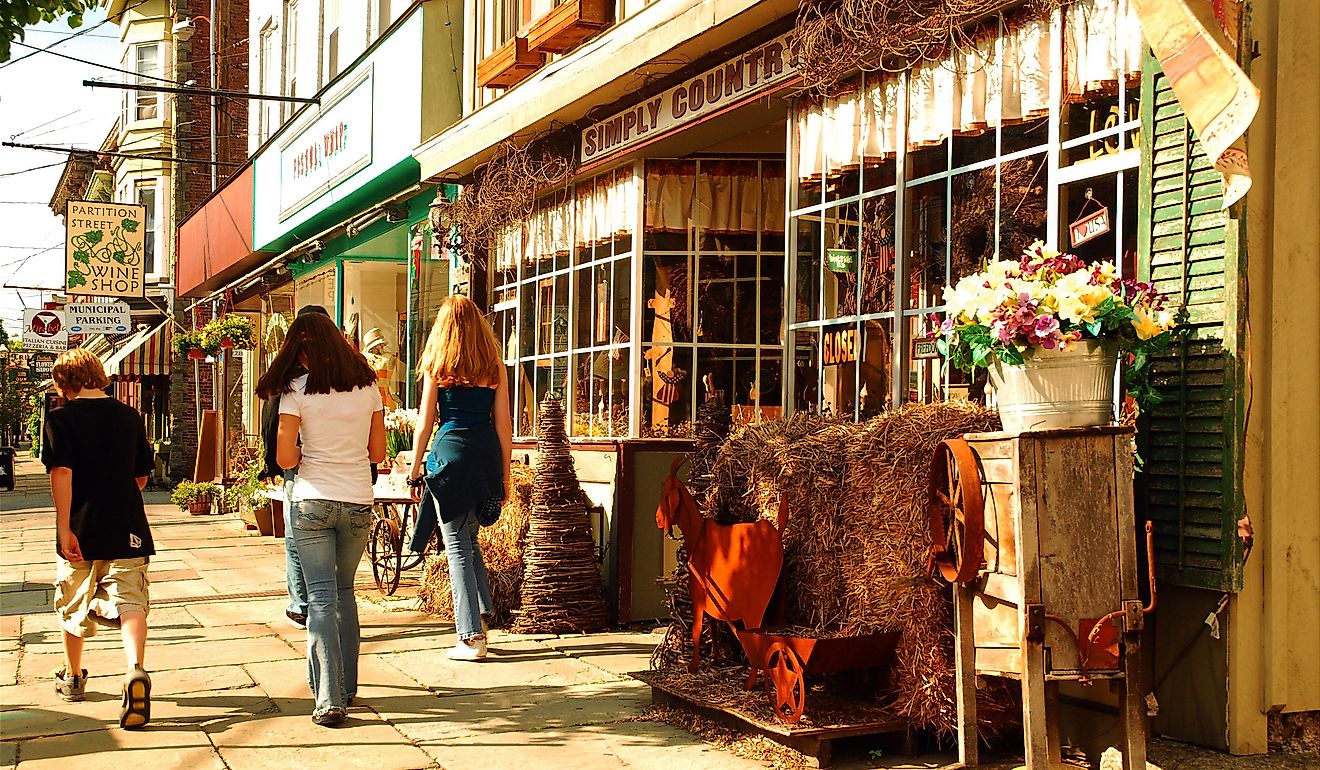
[419,462,534,627]
[666,401,1002,735]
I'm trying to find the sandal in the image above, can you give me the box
[120,665,152,730]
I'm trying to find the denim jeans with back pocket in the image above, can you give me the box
[291,498,372,716]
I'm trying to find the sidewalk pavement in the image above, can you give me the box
[5,454,1309,770]
[0,453,762,770]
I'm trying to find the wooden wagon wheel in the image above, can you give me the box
[369,517,403,596]
[765,641,807,724]
[927,437,986,584]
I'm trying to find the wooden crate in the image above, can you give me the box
[952,426,1148,770]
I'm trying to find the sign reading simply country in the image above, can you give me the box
[580,32,798,164]
[65,200,147,298]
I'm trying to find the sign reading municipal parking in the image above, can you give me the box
[580,32,798,164]
[22,309,68,352]
[65,200,147,298]
[67,300,132,334]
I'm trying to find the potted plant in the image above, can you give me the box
[383,408,419,470]
[170,330,214,360]
[202,315,257,351]
[171,480,220,515]
[938,241,1180,434]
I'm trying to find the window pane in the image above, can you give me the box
[820,321,859,419]
[791,329,819,413]
[860,193,896,314]
[905,180,948,310]
[794,216,821,323]
[859,319,893,417]
[759,254,784,345]
[644,254,691,343]
[821,202,860,319]
[641,345,693,438]
[137,185,156,275]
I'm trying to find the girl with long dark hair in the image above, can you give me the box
[256,312,386,726]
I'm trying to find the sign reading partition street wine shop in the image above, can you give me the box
[65,200,147,298]
[580,32,798,164]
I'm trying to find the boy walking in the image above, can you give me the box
[42,348,155,729]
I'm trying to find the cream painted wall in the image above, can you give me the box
[1234,0,1320,754]
[248,0,406,153]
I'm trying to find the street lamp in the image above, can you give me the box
[173,14,216,189]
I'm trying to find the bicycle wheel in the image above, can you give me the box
[369,517,403,595]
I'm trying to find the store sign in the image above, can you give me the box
[23,309,68,352]
[913,339,942,360]
[65,201,147,298]
[580,32,798,164]
[66,300,131,334]
[278,68,374,220]
[822,326,857,367]
[26,351,57,380]
[1069,206,1111,247]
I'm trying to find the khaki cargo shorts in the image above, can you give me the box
[53,557,151,638]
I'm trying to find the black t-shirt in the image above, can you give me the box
[41,397,155,560]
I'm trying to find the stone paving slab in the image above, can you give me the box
[381,678,654,744]
[205,698,436,770]
[420,719,766,769]
[537,631,665,677]
[386,638,622,693]
[6,723,226,770]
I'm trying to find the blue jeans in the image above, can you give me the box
[283,472,307,617]
[292,499,372,716]
[439,504,492,640]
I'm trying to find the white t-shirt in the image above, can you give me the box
[278,374,383,505]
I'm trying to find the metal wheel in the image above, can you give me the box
[927,437,987,584]
[765,641,807,724]
[397,502,428,572]
[369,517,403,595]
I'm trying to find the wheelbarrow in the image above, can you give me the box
[656,458,902,725]
[735,628,901,725]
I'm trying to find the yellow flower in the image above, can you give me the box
[1131,306,1163,340]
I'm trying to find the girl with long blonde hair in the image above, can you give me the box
[407,295,513,660]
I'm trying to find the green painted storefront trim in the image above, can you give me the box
[255,156,422,254]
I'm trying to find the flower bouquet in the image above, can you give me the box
[384,408,419,466]
[938,241,1180,432]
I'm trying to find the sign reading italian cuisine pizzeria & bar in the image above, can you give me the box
[65,200,147,298]
[580,32,798,164]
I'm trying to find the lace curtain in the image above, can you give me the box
[798,0,1142,181]
[645,160,785,234]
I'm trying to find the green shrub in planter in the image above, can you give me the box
[171,480,220,514]
[171,330,219,359]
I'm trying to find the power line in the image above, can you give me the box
[0,161,68,178]
[10,39,187,85]
[0,0,152,70]
[0,201,50,205]
[19,28,118,40]
[2,141,241,167]
[11,109,81,138]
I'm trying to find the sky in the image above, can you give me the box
[0,8,122,340]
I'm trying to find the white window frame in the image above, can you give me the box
[258,21,279,143]
[122,42,162,126]
[135,179,162,281]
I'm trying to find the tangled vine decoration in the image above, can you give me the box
[792,0,1066,92]
[430,133,577,257]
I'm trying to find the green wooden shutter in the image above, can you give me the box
[1137,52,1247,592]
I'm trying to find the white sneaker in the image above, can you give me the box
[447,636,487,661]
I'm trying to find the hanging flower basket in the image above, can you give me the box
[937,241,1182,434]
[187,349,207,360]
[202,315,257,352]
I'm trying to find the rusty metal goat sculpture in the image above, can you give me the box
[655,456,785,673]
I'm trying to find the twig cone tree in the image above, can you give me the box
[512,394,608,634]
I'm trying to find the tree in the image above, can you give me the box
[0,324,32,446]
[0,1,100,63]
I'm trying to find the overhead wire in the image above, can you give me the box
[0,0,152,70]
[0,161,68,178]
[11,41,188,86]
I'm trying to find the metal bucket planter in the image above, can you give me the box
[989,339,1118,434]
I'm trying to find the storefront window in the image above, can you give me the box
[788,1,1142,415]
[497,172,635,438]
[342,259,407,410]
[641,158,786,437]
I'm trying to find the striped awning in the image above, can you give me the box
[106,322,171,379]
